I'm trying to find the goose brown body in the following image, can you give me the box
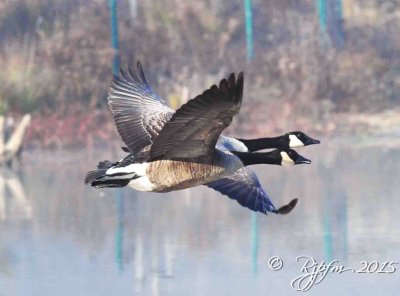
[146,151,242,192]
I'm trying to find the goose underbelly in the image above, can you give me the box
[142,157,240,193]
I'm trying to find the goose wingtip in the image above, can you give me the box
[273,198,298,215]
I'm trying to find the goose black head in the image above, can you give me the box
[279,149,311,166]
[285,131,320,148]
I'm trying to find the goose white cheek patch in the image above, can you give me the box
[280,151,295,166]
[289,135,304,148]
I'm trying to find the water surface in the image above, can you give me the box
[0,143,399,295]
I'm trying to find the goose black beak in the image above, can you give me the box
[310,138,321,145]
[295,155,311,165]
[303,135,321,146]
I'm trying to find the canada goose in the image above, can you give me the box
[215,131,319,154]
[209,133,319,214]
[235,132,320,152]
[85,62,317,215]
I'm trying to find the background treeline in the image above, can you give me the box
[0,0,399,117]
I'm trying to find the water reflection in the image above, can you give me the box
[0,169,32,221]
[0,145,399,295]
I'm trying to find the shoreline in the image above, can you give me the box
[4,107,400,152]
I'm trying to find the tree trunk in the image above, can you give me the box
[0,114,31,165]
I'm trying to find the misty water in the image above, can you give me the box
[1,142,399,296]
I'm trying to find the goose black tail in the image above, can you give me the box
[84,169,131,188]
[85,159,131,188]
[97,160,115,169]
[84,169,108,185]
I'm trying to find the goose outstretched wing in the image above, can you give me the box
[206,168,277,214]
[206,168,298,215]
[108,62,174,154]
[149,72,244,160]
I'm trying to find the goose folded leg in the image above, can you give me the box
[206,167,298,215]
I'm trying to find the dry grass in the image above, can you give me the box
[0,0,399,148]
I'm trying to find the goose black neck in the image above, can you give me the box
[233,151,281,166]
[237,136,285,152]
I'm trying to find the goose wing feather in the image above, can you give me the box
[206,168,277,214]
[149,72,244,160]
[108,61,174,154]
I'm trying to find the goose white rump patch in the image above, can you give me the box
[128,176,157,191]
[106,163,148,176]
[106,162,157,191]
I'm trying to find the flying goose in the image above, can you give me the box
[85,62,319,215]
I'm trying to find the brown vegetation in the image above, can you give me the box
[0,0,399,148]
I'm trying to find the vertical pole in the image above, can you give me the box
[323,204,333,262]
[244,0,254,61]
[316,0,328,44]
[109,0,120,76]
[115,190,124,273]
[109,0,123,272]
[244,0,257,276]
[251,212,258,276]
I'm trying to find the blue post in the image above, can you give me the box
[244,0,258,276]
[109,0,123,272]
[251,212,258,276]
[115,190,124,273]
[336,0,344,22]
[316,0,328,44]
[244,0,254,61]
[323,204,333,262]
[109,0,120,76]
